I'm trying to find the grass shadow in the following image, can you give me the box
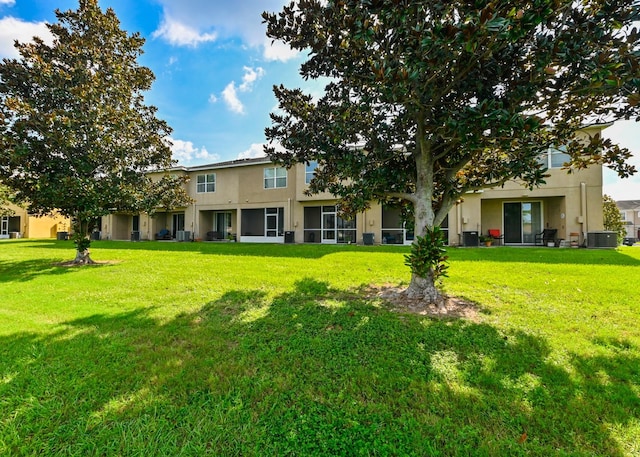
[1,278,637,455]
[0,259,78,283]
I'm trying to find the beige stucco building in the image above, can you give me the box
[98,125,609,247]
[0,203,70,239]
[616,200,640,242]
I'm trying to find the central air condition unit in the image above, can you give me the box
[587,231,617,248]
[176,230,191,242]
[462,231,479,247]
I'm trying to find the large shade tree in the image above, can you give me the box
[263,0,640,303]
[0,0,189,263]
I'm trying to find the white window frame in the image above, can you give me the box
[264,167,287,189]
[196,173,216,193]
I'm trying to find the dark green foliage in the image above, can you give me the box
[404,226,449,282]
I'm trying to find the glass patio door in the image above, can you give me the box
[215,212,231,236]
[504,202,542,244]
[172,213,185,237]
[1,217,8,236]
[265,208,279,237]
[322,206,337,243]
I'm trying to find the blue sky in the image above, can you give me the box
[1,0,638,200]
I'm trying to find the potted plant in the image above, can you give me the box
[479,234,494,246]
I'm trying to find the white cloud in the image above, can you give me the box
[0,16,52,59]
[237,143,267,160]
[263,38,299,62]
[222,82,244,114]
[239,66,265,91]
[152,2,302,60]
[152,16,217,47]
[152,0,298,60]
[0,0,16,5]
[208,94,218,104]
[170,138,219,165]
[154,1,285,45]
[220,66,265,114]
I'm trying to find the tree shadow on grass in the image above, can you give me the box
[0,278,638,456]
[0,259,77,283]
[0,258,116,283]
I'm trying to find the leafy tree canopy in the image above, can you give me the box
[0,0,189,262]
[263,0,640,300]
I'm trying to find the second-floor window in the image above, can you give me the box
[305,161,317,184]
[538,146,571,169]
[264,167,287,189]
[196,173,216,193]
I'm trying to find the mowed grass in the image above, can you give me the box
[0,240,638,456]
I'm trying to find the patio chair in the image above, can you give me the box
[535,228,557,246]
[155,228,171,240]
[488,229,504,245]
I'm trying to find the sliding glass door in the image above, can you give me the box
[504,202,542,244]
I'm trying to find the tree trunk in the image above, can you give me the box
[403,124,446,309]
[405,273,445,309]
[71,217,95,265]
[73,247,95,265]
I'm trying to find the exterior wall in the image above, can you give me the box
[0,204,70,239]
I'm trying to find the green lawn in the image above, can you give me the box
[1,240,639,456]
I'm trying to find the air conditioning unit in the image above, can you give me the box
[462,231,479,247]
[176,230,191,242]
[587,231,617,248]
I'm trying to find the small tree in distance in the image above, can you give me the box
[263,0,639,305]
[0,0,190,264]
[603,194,627,244]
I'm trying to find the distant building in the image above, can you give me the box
[100,125,611,247]
[0,204,70,239]
[616,200,640,241]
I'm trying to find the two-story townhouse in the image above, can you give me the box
[99,124,611,246]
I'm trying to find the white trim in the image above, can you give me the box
[241,236,284,243]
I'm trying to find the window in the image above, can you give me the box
[549,146,570,168]
[196,173,216,193]
[305,161,317,184]
[264,167,287,189]
[538,146,571,169]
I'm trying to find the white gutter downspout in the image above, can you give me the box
[580,182,588,244]
[456,200,462,246]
